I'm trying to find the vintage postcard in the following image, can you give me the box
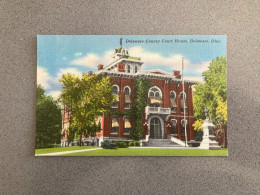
[36,35,227,156]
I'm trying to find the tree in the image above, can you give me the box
[193,56,227,123]
[59,73,116,146]
[36,85,62,148]
[193,56,227,146]
[129,78,152,141]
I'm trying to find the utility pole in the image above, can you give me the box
[182,57,188,147]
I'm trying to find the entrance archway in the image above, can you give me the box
[150,117,162,139]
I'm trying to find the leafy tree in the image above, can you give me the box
[193,56,227,123]
[60,73,115,146]
[129,78,152,141]
[36,85,62,148]
[193,57,227,146]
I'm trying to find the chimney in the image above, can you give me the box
[88,71,93,76]
[98,64,104,71]
[173,70,181,79]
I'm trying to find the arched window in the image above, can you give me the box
[171,119,177,134]
[127,65,131,73]
[134,66,138,73]
[170,91,176,99]
[180,92,186,100]
[112,85,119,95]
[111,116,119,134]
[170,91,177,113]
[124,86,131,109]
[149,86,162,97]
[124,117,131,134]
[124,87,130,95]
[181,119,188,136]
[148,86,162,107]
[112,85,119,108]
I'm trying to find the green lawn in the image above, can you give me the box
[63,148,228,156]
[35,146,99,154]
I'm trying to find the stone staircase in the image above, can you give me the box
[147,139,182,147]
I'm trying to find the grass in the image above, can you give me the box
[35,146,99,154]
[63,148,228,156]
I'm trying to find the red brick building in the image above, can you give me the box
[61,46,197,147]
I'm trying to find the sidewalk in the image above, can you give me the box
[35,148,102,156]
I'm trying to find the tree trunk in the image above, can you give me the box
[79,134,82,146]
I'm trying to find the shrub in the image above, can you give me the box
[115,142,128,148]
[129,141,135,146]
[101,140,117,149]
[134,141,140,147]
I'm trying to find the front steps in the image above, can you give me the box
[147,139,183,147]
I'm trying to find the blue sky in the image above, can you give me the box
[37,35,226,99]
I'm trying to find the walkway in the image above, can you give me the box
[35,148,102,156]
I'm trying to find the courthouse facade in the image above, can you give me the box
[61,46,197,146]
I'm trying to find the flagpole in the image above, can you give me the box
[182,57,188,147]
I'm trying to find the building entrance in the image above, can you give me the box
[150,117,162,139]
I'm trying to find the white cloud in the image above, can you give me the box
[56,68,82,79]
[48,90,61,100]
[37,66,52,89]
[52,67,82,89]
[69,47,210,79]
[191,61,210,74]
[70,51,113,68]
[128,46,190,70]
[185,76,205,84]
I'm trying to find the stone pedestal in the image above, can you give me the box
[199,119,221,150]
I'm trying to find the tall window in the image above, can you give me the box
[124,117,131,134]
[134,66,138,73]
[112,85,119,95]
[124,87,130,95]
[180,92,186,100]
[127,65,131,73]
[170,91,177,113]
[181,120,188,136]
[111,116,119,134]
[112,85,119,108]
[171,119,177,134]
[124,87,131,109]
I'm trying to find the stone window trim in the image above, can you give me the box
[170,90,177,99]
[180,91,187,100]
[112,84,120,95]
[148,86,163,98]
[124,86,131,95]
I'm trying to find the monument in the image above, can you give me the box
[199,107,221,150]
